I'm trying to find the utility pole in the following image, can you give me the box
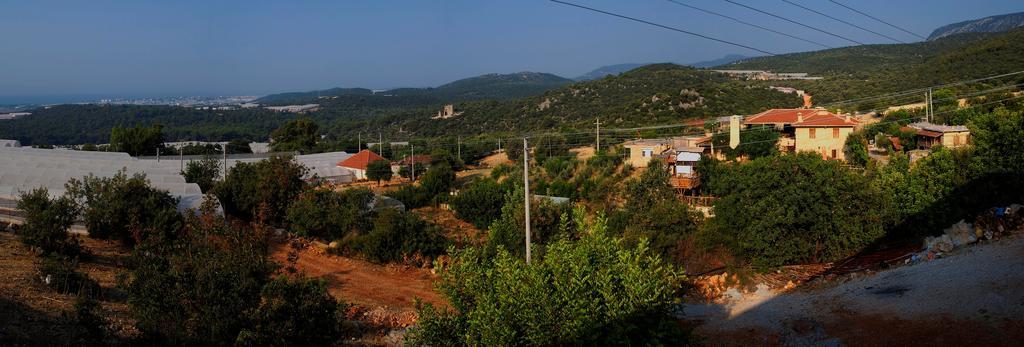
[928,88,934,123]
[595,118,601,152]
[411,144,416,182]
[358,133,361,152]
[378,132,382,156]
[498,138,502,152]
[522,138,532,265]
[179,147,183,173]
[156,147,160,162]
[457,136,462,162]
[222,143,227,180]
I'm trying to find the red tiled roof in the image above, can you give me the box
[744,109,811,125]
[744,108,857,127]
[900,126,942,138]
[338,150,386,170]
[793,111,858,127]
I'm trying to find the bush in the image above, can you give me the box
[407,207,686,346]
[348,209,447,264]
[386,184,432,209]
[484,185,570,259]
[419,162,456,198]
[39,254,99,295]
[123,205,346,345]
[213,156,308,224]
[610,160,699,262]
[236,276,344,347]
[16,188,82,257]
[181,156,220,192]
[709,153,885,269]
[66,172,182,247]
[450,178,507,229]
[285,188,373,239]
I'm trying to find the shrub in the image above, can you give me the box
[450,178,507,229]
[16,188,82,257]
[709,153,885,269]
[386,184,432,209]
[285,188,373,239]
[66,171,182,247]
[484,185,570,259]
[213,156,308,224]
[39,254,99,295]
[407,207,686,346]
[348,209,447,263]
[181,156,220,192]
[419,162,456,198]
[236,276,344,347]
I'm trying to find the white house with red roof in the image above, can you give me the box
[337,149,387,180]
[744,108,858,160]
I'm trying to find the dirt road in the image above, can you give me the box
[684,235,1024,345]
[268,240,443,318]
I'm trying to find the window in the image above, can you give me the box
[831,149,837,159]
[833,128,840,138]
[809,128,816,139]
[642,149,652,157]
[953,134,960,146]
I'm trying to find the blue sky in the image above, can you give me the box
[0,0,1020,102]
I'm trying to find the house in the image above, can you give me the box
[744,108,857,160]
[391,154,432,175]
[792,111,858,160]
[622,139,673,168]
[663,147,703,191]
[901,122,970,149]
[337,150,387,180]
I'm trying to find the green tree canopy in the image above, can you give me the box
[365,159,393,186]
[709,153,885,269]
[110,124,164,156]
[213,156,308,224]
[408,207,685,346]
[270,118,319,153]
[181,156,220,192]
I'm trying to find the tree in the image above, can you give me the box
[347,209,447,263]
[450,178,507,229]
[419,162,456,198]
[709,153,885,269]
[611,160,699,261]
[236,277,343,347]
[226,138,253,154]
[285,188,373,239]
[398,163,426,180]
[365,159,392,186]
[123,204,346,345]
[16,188,82,257]
[66,171,182,247]
[407,207,686,346]
[181,156,220,192]
[712,125,779,160]
[485,185,569,259]
[213,156,308,224]
[110,124,164,156]
[270,118,319,153]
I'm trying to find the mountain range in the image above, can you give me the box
[928,11,1024,41]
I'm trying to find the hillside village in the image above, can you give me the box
[3,4,1024,346]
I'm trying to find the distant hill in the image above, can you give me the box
[574,63,647,81]
[257,72,571,105]
[256,88,373,104]
[719,28,1024,109]
[689,54,751,68]
[325,64,803,137]
[928,12,1024,41]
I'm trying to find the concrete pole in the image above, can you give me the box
[411,144,416,182]
[595,118,601,152]
[457,136,462,162]
[222,143,227,180]
[523,138,531,265]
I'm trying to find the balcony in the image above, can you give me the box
[669,174,700,190]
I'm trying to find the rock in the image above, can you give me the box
[945,220,977,247]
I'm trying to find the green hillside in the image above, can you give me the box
[323,64,803,137]
[721,29,1024,110]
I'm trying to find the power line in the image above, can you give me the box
[548,0,778,56]
[780,0,905,43]
[828,0,926,40]
[664,0,832,49]
[722,0,863,45]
